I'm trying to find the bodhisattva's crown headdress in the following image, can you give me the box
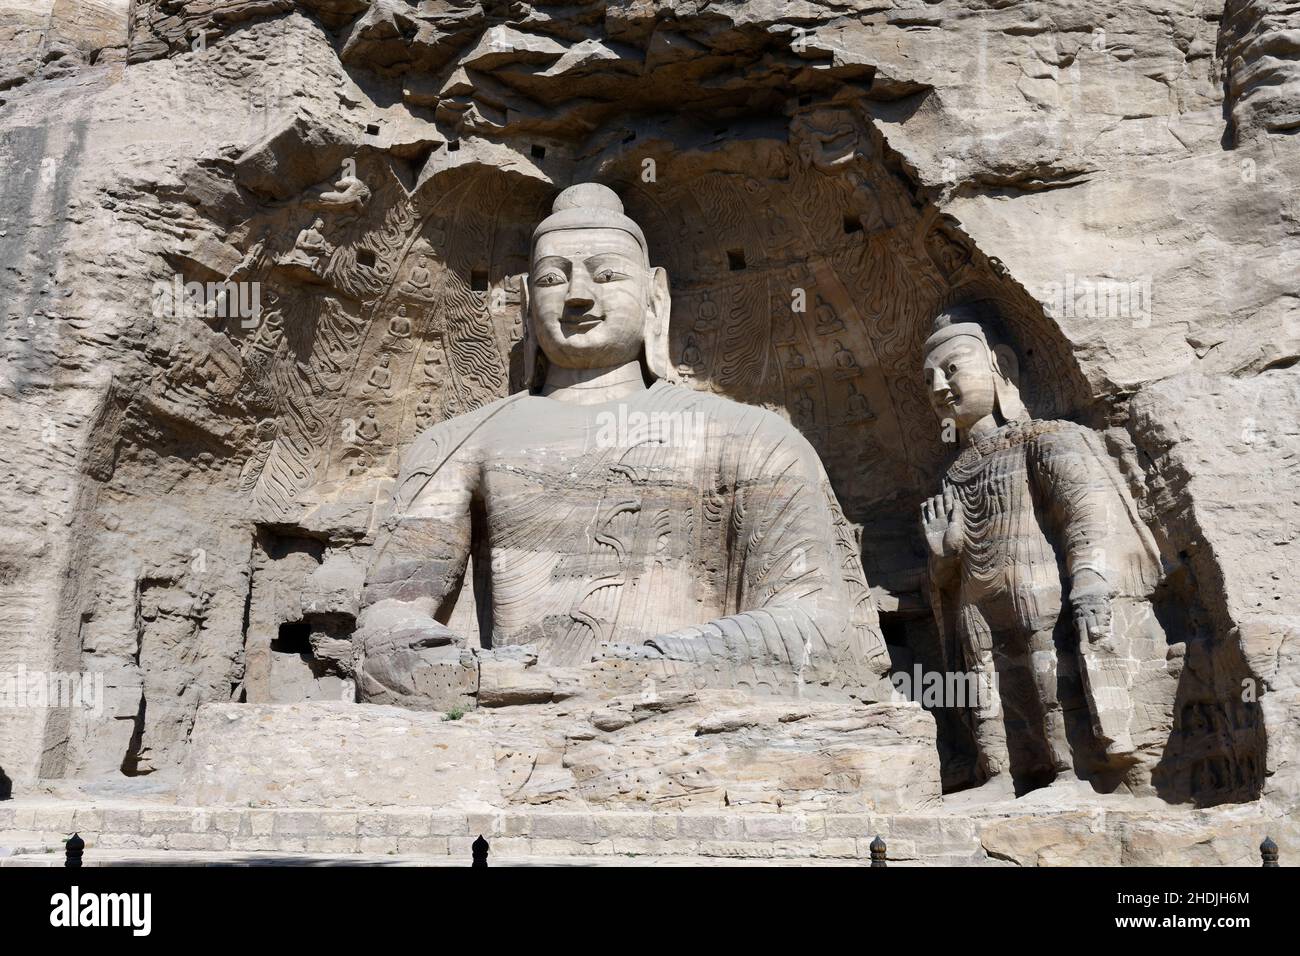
[520,183,673,392]
[923,300,1028,422]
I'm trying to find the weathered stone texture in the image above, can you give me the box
[179,697,941,813]
[0,0,1295,849]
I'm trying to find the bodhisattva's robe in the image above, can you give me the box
[930,418,1168,782]
[359,379,890,698]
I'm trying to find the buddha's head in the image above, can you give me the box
[520,183,672,390]
[922,302,1027,435]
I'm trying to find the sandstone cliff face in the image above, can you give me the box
[0,1,1295,808]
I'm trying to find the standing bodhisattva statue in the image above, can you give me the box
[920,303,1175,794]
[355,184,891,703]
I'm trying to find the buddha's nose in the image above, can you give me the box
[566,270,596,311]
[930,367,950,393]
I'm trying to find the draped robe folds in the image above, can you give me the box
[928,418,1164,758]
[360,380,891,697]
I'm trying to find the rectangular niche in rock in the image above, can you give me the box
[243,528,353,705]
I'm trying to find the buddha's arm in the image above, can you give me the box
[646,423,889,689]
[356,426,477,663]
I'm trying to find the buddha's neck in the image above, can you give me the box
[542,359,647,405]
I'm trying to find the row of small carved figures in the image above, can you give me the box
[56,833,1284,867]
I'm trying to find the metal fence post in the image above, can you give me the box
[1261,836,1278,867]
[870,835,886,868]
[65,832,84,868]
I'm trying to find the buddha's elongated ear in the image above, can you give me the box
[516,273,545,394]
[991,343,1028,421]
[642,266,675,383]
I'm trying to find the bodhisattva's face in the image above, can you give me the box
[528,228,649,370]
[923,336,997,430]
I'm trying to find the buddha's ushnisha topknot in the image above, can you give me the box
[532,182,648,264]
[551,182,624,215]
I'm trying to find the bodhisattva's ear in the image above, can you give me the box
[515,273,543,394]
[642,266,675,383]
[991,343,1028,421]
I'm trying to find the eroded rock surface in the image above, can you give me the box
[0,0,1295,835]
[180,695,941,813]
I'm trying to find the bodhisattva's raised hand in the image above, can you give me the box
[921,489,963,562]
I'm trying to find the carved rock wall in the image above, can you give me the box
[0,1,1295,810]
[181,697,942,813]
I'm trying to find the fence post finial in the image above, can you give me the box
[870,835,887,868]
[1261,835,1279,868]
[65,833,85,868]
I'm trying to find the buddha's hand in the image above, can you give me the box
[594,642,665,662]
[353,600,461,705]
[921,490,962,560]
[356,601,457,653]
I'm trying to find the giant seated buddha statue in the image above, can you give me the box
[355,184,894,705]
[223,183,942,815]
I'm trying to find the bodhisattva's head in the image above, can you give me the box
[520,183,673,390]
[922,303,1027,439]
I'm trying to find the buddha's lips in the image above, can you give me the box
[560,314,604,329]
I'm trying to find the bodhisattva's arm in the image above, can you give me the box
[920,481,963,672]
[645,418,890,693]
[1026,424,1117,634]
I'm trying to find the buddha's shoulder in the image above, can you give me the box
[658,382,788,426]
[404,394,525,458]
[661,384,820,456]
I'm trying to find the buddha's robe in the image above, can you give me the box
[930,418,1165,775]
[360,379,890,697]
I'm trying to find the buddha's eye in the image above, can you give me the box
[533,272,565,287]
[946,363,957,375]
[594,268,626,283]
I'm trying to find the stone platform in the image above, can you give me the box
[179,697,941,813]
[2,793,1295,866]
[0,848,868,867]
[6,699,1294,867]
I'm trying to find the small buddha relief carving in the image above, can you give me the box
[400,254,435,300]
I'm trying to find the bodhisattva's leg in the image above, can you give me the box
[1029,626,1072,775]
[959,604,1012,784]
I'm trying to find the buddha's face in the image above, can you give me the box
[528,227,649,369]
[923,335,996,429]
